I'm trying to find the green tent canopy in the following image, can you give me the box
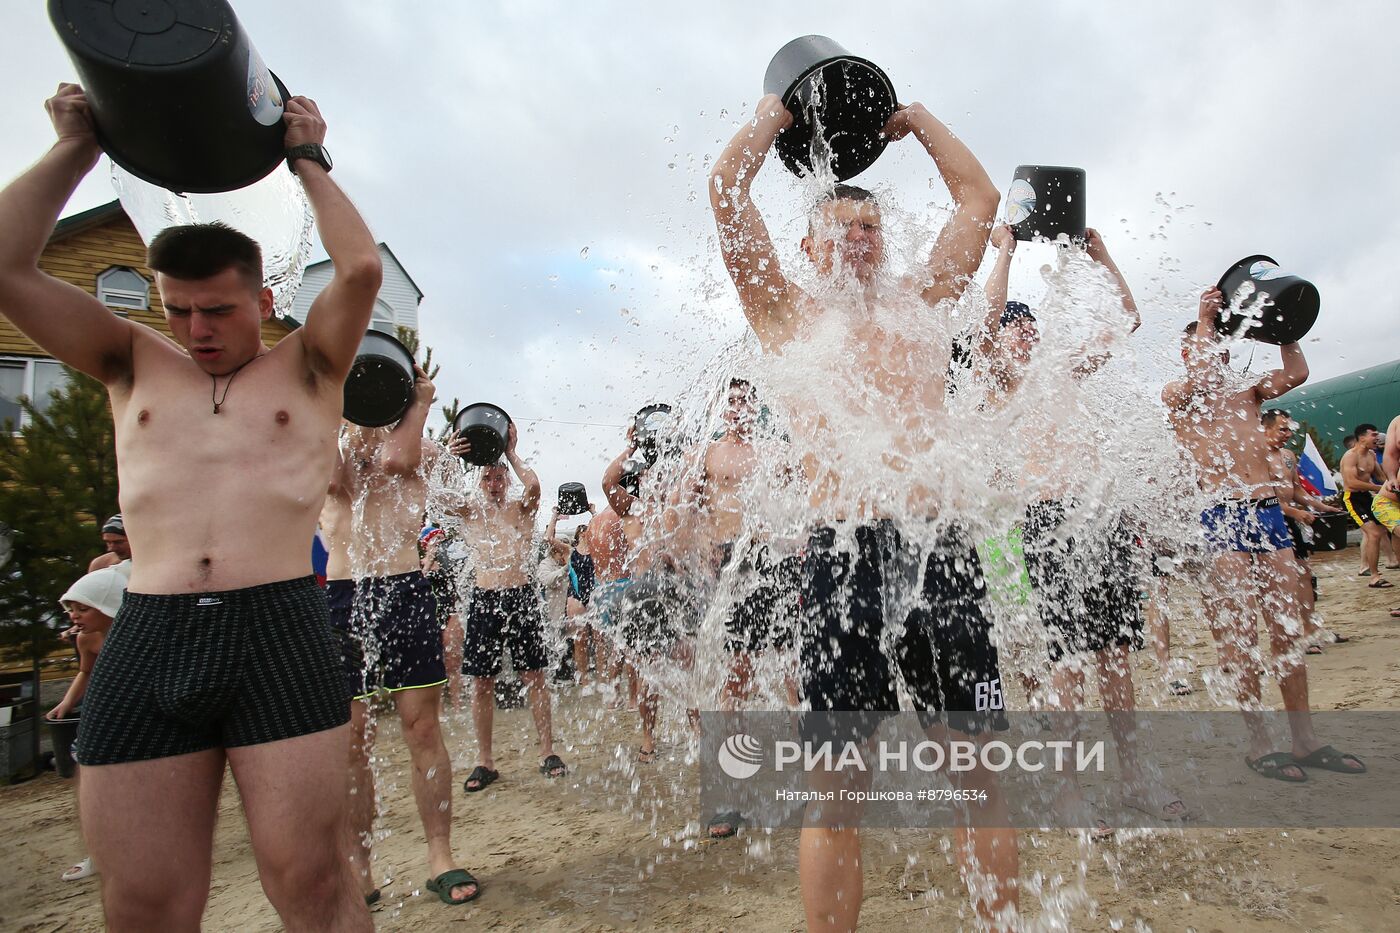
[1274,358,1400,452]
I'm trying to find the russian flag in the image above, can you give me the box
[1298,434,1337,497]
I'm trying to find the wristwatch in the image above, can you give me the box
[285,144,333,174]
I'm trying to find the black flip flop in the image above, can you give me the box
[1247,751,1307,783]
[706,811,742,839]
[1291,745,1367,774]
[427,868,481,905]
[364,889,381,906]
[463,766,499,793]
[539,754,567,778]
[1367,579,1394,589]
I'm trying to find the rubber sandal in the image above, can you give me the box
[706,810,742,839]
[1291,745,1367,774]
[638,746,657,764]
[364,889,381,906]
[1168,679,1193,696]
[1247,751,1307,783]
[1123,792,1189,822]
[539,754,567,778]
[426,868,481,905]
[61,857,95,882]
[1367,579,1394,588]
[1306,644,1324,655]
[463,765,499,793]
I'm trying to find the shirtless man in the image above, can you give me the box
[695,378,799,839]
[600,437,695,765]
[711,95,1016,930]
[1261,409,1346,651]
[587,465,640,712]
[321,371,479,908]
[449,424,565,789]
[88,513,130,572]
[1377,415,1400,616]
[978,224,1185,833]
[1341,424,1393,586]
[0,85,379,929]
[1163,288,1364,781]
[698,379,798,698]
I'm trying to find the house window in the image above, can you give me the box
[369,299,396,334]
[97,266,149,312]
[0,358,69,433]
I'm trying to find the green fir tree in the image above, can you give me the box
[0,367,118,663]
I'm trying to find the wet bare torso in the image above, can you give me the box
[1341,447,1379,494]
[112,327,340,594]
[1167,382,1278,500]
[703,435,758,545]
[321,436,431,581]
[588,504,654,580]
[461,499,535,590]
[774,283,951,520]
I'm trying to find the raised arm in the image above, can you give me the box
[709,95,800,350]
[289,98,383,381]
[1071,228,1141,379]
[885,104,999,309]
[1085,227,1139,332]
[0,86,134,384]
[503,422,541,515]
[1384,420,1400,490]
[544,507,571,563]
[1253,342,1309,403]
[381,366,434,475]
[1164,288,1223,409]
[602,439,640,516]
[976,225,1016,360]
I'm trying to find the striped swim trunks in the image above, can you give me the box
[75,576,350,766]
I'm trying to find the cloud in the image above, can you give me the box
[7,1,1398,516]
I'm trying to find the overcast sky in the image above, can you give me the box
[6,2,1398,518]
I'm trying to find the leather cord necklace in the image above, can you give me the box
[210,352,266,414]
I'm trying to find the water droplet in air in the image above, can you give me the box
[579,246,590,260]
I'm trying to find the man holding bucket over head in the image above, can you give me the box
[321,368,482,908]
[0,85,382,930]
[710,80,1017,929]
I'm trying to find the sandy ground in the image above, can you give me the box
[5,547,1400,932]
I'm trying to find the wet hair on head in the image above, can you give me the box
[809,184,878,230]
[1354,423,1379,438]
[728,376,756,401]
[147,222,263,295]
[1000,301,1035,327]
[1261,409,1290,427]
[820,183,877,205]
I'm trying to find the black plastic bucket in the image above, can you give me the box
[764,35,897,182]
[557,482,589,515]
[453,403,511,466]
[618,458,646,497]
[48,0,289,193]
[1312,512,1349,551]
[343,330,415,428]
[633,403,675,467]
[1215,255,1320,345]
[49,716,81,779]
[1005,165,1086,242]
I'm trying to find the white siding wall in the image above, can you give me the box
[287,243,420,333]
